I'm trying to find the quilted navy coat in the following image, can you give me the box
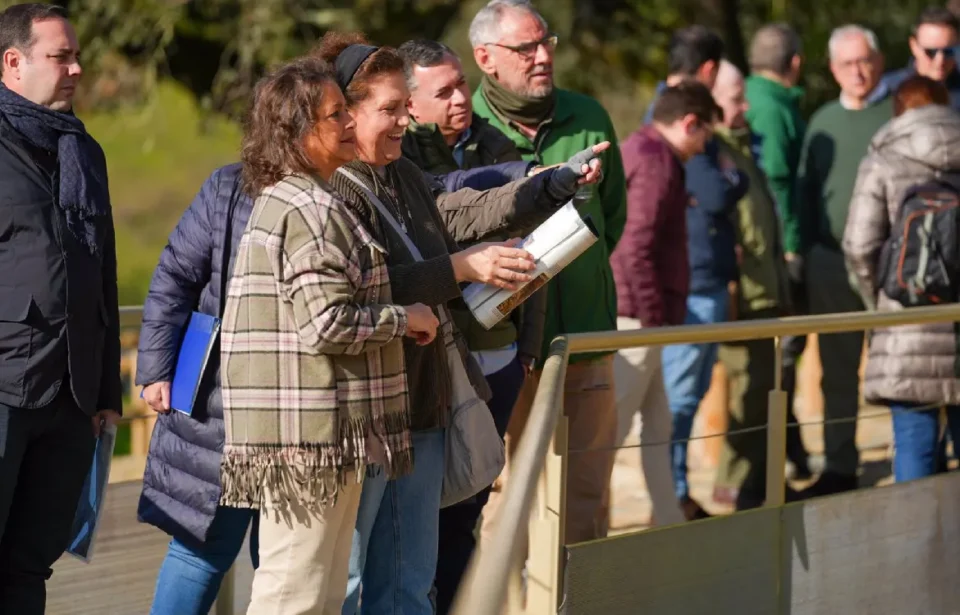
[135,160,530,544]
[135,163,248,544]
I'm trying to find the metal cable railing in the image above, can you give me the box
[567,400,944,455]
[450,304,960,615]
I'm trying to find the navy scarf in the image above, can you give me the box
[0,85,107,255]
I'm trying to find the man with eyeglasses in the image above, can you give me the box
[882,6,960,109]
[469,0,627,547]
[792,24,892,499]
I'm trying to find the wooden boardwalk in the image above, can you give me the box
[47,481,256,615]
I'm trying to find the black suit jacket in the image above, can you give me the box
[0,118,122,415]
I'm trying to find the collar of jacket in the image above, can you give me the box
[747,74,804,104]
[477,85,578,136]
[714,124,751,147]
[406,116,484,164]
[404,117,468,176]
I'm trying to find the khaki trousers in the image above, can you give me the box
[613,317,685,526]
[247,480,363,615]
[714,336,776,497]
[481,355,618,545]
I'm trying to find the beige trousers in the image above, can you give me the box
[481,355,618,545]
[247,480,363,615]
[613,317,685,526]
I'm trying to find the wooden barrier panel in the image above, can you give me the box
[781,473,960,614]
[563,507,780,614]
[564,472,960,615]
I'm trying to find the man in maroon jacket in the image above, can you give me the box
[611,81,721,525]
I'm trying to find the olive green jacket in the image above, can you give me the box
[715,126,791,315]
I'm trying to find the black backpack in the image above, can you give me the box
[877,176,960,306]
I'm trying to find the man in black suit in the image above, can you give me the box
[0,4,121,612]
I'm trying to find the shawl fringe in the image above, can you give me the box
[219,414,414,513]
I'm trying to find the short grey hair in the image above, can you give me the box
[468,0,548,48]
[828,24,880,60]
[749,23,802,75]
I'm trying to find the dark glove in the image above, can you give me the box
[545,145,601,201]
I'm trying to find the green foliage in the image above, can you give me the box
[81,81,240,304]
[30,0,950,302]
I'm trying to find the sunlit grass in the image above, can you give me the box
[81,80,241,304]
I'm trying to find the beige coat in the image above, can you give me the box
[844,104,960,405]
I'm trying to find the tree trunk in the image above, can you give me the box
[703,0,748,73]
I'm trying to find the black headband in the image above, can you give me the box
[335,44,379,91]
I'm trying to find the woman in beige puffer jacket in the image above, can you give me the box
[843,76,960,482]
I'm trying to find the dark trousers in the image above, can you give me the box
[434,356,525,615]
[805,245,864,477]
[0,385,95,614]
[781,334,810,470]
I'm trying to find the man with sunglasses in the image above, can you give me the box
[469,0,627,547]
[882,6,960,109]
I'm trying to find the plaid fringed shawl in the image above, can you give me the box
[219,174,413,512]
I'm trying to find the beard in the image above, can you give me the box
[516,64,554,98]
[522,81,554,98]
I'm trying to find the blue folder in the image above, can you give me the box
[169,312,221,415]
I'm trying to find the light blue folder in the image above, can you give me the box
[66,423,117,562]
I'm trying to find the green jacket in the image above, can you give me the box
[401,114,546,360]
[744,75,806,254]
[715,127,791,316]
[473,86,627,364]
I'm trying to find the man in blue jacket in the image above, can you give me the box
[643,25,747,519]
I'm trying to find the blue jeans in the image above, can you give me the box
[150,506,258,615]
[891,402,960,482]
[662,287,729,500]
[343,428,446,615]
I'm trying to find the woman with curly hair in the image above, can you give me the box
[219,55,438,613]
[312,31,607,615]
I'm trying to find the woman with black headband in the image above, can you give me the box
[312,32,606,615]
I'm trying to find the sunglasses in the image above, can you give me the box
[922,46,959,60]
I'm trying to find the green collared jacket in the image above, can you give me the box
[473,87,627,364]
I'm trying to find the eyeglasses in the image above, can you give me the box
[488,34,558,59]
[922,46,959,60]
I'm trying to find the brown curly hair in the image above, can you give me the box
[311,31,405,107]
[240,56,337,196]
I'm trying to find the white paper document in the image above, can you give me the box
[462,201,599,330]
